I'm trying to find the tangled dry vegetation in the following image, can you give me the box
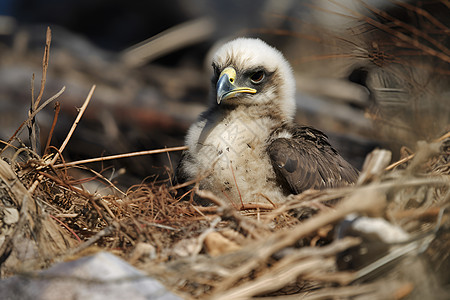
[1,27,450,300]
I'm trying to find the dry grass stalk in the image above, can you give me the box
[50,84,96,165]
[53,145,188,169]
[28,27,51,154]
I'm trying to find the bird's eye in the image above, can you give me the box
[250,71,265,84]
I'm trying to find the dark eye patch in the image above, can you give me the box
[211,63,222,85]
[212,64,221,77]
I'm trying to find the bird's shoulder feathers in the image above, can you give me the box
[268,124,359,194]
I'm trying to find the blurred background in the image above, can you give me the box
[0,0,448,190]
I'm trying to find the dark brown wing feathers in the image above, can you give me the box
[268,124,359,194]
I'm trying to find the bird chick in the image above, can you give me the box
[176,38,358,206]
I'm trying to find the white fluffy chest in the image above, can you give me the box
[186,111,284,205]
[198,116,267,171]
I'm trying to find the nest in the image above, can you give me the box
[1,29,449,300]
